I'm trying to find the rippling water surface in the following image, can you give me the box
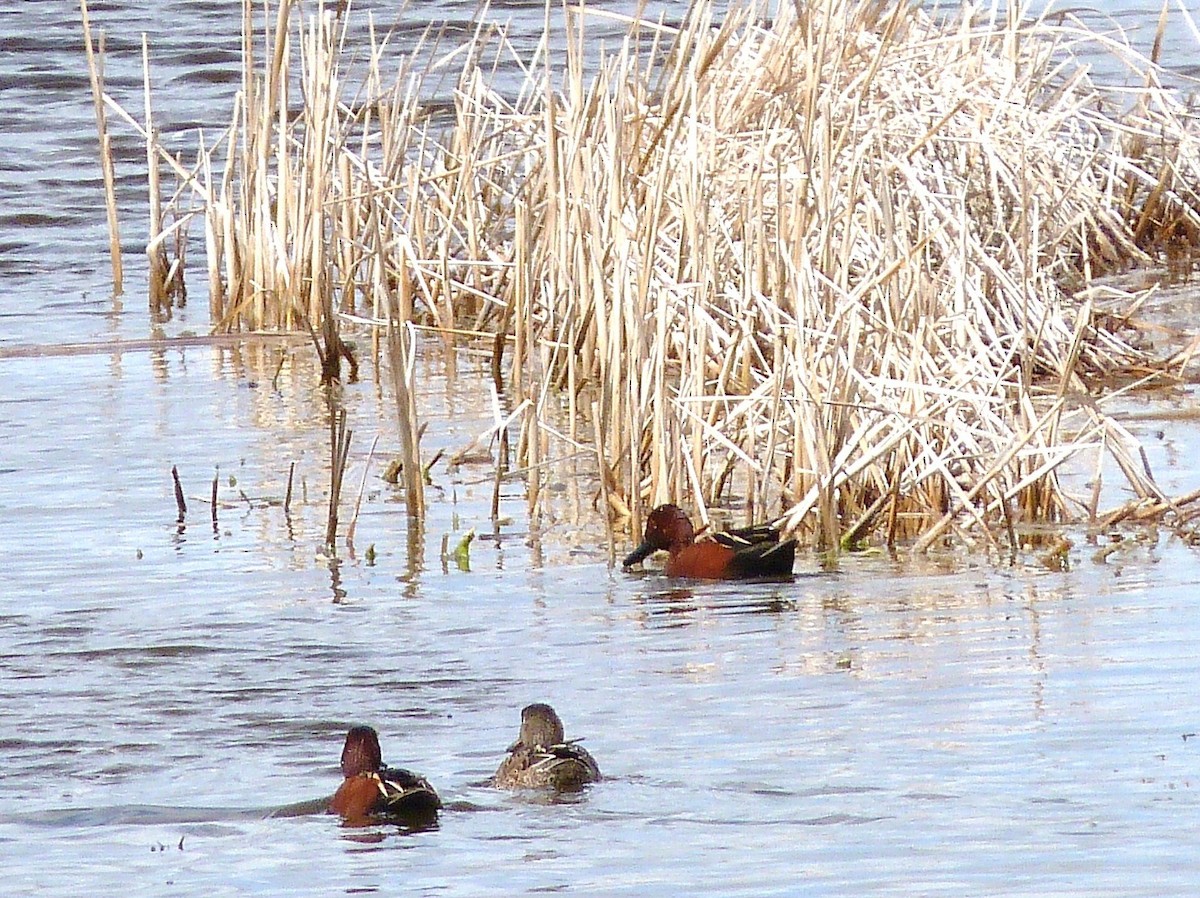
[2,1,1200,895]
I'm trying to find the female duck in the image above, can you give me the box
[329,725,441,825]
[492,703,600,791]
[623,503,795,579]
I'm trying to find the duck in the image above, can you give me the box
[492,703,601,791]
[328,725,441,825]
[622,503,796,579]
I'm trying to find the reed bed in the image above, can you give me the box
[94,0,1200,552]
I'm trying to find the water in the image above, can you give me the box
[2,1,1200,895]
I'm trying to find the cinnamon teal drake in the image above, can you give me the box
[492,703,601,791]
[622,503,796,579]
[328,725,441,825]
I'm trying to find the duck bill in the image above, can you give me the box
[622,540,657,569]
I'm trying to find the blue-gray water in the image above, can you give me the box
[2,1,1200,895]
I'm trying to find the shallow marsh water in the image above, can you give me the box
[3,0,1200,895]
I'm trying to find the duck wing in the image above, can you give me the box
[494,741,601,791]
[375,766,442,817]
[713,522,783,547]
[726,536,797,578]
[534,741,601,791]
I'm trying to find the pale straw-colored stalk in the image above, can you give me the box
[80,0,123,295]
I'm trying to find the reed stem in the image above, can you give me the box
[80,0,122,295]
[325,404,351,550]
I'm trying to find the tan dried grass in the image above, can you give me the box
[93,0,1200,549]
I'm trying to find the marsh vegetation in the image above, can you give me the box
[84,0,1200,554]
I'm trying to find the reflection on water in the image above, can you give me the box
[2,344,1198,898]
[631,578,815,621]
[2,343,1200,895]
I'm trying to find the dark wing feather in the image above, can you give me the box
[494,741,601,790]
[537,741,601,790]
[708,520,795,578]
[713,522,783,547]
[727,537,797,578]
[376,766,442,817]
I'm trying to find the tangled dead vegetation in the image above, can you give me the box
[87,0,1200,553]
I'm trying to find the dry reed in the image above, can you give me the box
[92,0,1200,552]
[171,465,186,523]
[80,0,122,295]
[325,405,351,548]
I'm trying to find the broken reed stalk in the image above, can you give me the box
[489,392,503,521]
[79,0,122,295]
[284,461,295,515]
[325,406,351,550]
[345,433,379,545]
[142,34,170,314]
[388,319,425,520]
[485,385,517,521]
[591,400,616,565]
[210,469,218,526]
[491,451,504,522]
[171,465,186,523]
